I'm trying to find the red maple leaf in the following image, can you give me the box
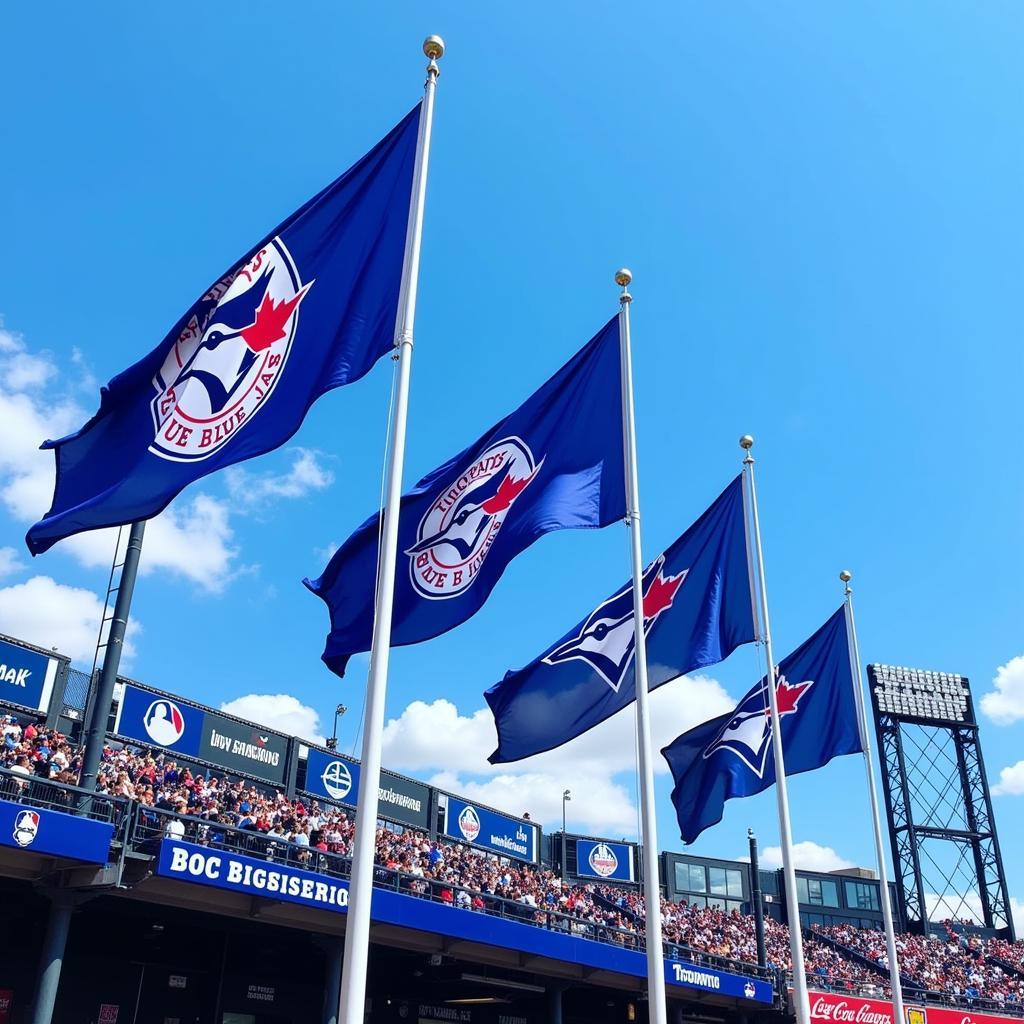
[643,570,684,619]
[773,675,812,716]
[481,466,539,515]
[240,282,312,353]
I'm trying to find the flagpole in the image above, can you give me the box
[739,436,811,1024]
[841,570,906,1024]
[616,268,668,1024]
[337,36,443,1024]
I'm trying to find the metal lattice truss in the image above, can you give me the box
[875,714,1013,936]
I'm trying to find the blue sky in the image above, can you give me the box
[1,3,1022,914]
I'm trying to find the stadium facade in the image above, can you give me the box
[1,631,1019,1024]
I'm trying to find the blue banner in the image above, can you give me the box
[575,838,635,882]
[153,837,773,1005]
[442,797,538,863]
[156,839,349,914]
[0,799,114,863]
[306,318,627,678]
[0,637,58,713]
[116,683,205,756]
[663,607,864,844]
[665,960,772,1003]
[27,106,421,555]
[304,747,361,806]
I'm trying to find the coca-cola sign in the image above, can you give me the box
[808,990,1022,1024]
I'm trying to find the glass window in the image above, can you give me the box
[707,896,727,911]
[820,879,839,907]
[726,868,744,898]
[674,863,687,892]
[799,877,840,907]
[688,863,706,893]
[796,877,809,903]
[709,867,728,895]
[845,881,881,911]
[725,899,744,915]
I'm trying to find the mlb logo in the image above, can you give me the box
[12,808,40,847]
[142,699,186,747]
[743,982,756,999]
[457,806,481,843]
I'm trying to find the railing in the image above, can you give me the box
[0,765,130,836]
[130,807,775,985]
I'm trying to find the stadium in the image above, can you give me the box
[1,629,1020,1023]
[1,7,1020,1024]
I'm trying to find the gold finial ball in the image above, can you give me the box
[423,35,445,60]
[739,435,754,450]
[839,570,853,583]
[615,268,633,287]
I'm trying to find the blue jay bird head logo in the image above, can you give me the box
[407,437,542,600]
[703,674,813,778]
[149,238,313,463]
[543,556,687,693]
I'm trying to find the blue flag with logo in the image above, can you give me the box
[662,606,864,844]
[306,318,627,677]
[484,476,756,763]
[27,106,422,555]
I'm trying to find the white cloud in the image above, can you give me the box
[1013,897,1024,934]
[992,760,1024,796]
[760,840,857,873]
[380,675,735,836]
[314,541,339,564]
[225,448,334,510]
[980,655,1024,725]
[0,547,23,579]
[0,322,341,592]
[219,694,325,745]
[0,575,139,662]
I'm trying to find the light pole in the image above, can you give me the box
[561,789,572,882]
[327,703,347,752]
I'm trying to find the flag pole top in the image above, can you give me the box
[423,35,445,61]
[615,268,633,304]
[739,434,754,465]
[840,569,853,596]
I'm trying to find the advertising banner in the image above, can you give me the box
[667,960,773,1002]
[114,683,288,784]
[0,637,59,714]
[301,748,430,827]
[807,989,1024,1024]
[442,796,538,863]
[575,838,636,882]
[0,798,114,863]
[156,839,349,914]
[303,747,361,807]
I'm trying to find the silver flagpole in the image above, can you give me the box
[739,436,811,1024]
[840,570,906,1024]
[615,268,668,1024]
[337,36,443,1024]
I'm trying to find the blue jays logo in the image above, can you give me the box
[13,808,40,847]
[703,674,813,778]
[543,556,687,692]
[407,437,542,599]
[150,239,312,462]
[588,842,619,878]
[321,760,354,802]
[457,805,481,842]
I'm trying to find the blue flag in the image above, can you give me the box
[27,106,422,555]
[662,606,864,844]
[484,476,756,763]
[306,318,627,677]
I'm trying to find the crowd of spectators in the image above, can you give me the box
[815,922,1024,1006]
[4,729,1024,1008]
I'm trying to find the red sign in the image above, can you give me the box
[97,1005,119,1024]
[0,988,12,1024]
[808,989,1023,1024]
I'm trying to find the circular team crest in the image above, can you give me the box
[407,436,542,600]
[457,805,481,843]
[13,809,40,848]
[588,842,619,878]
[321,760,354,802]
[143,699,186,747]
[149,238,312,462]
